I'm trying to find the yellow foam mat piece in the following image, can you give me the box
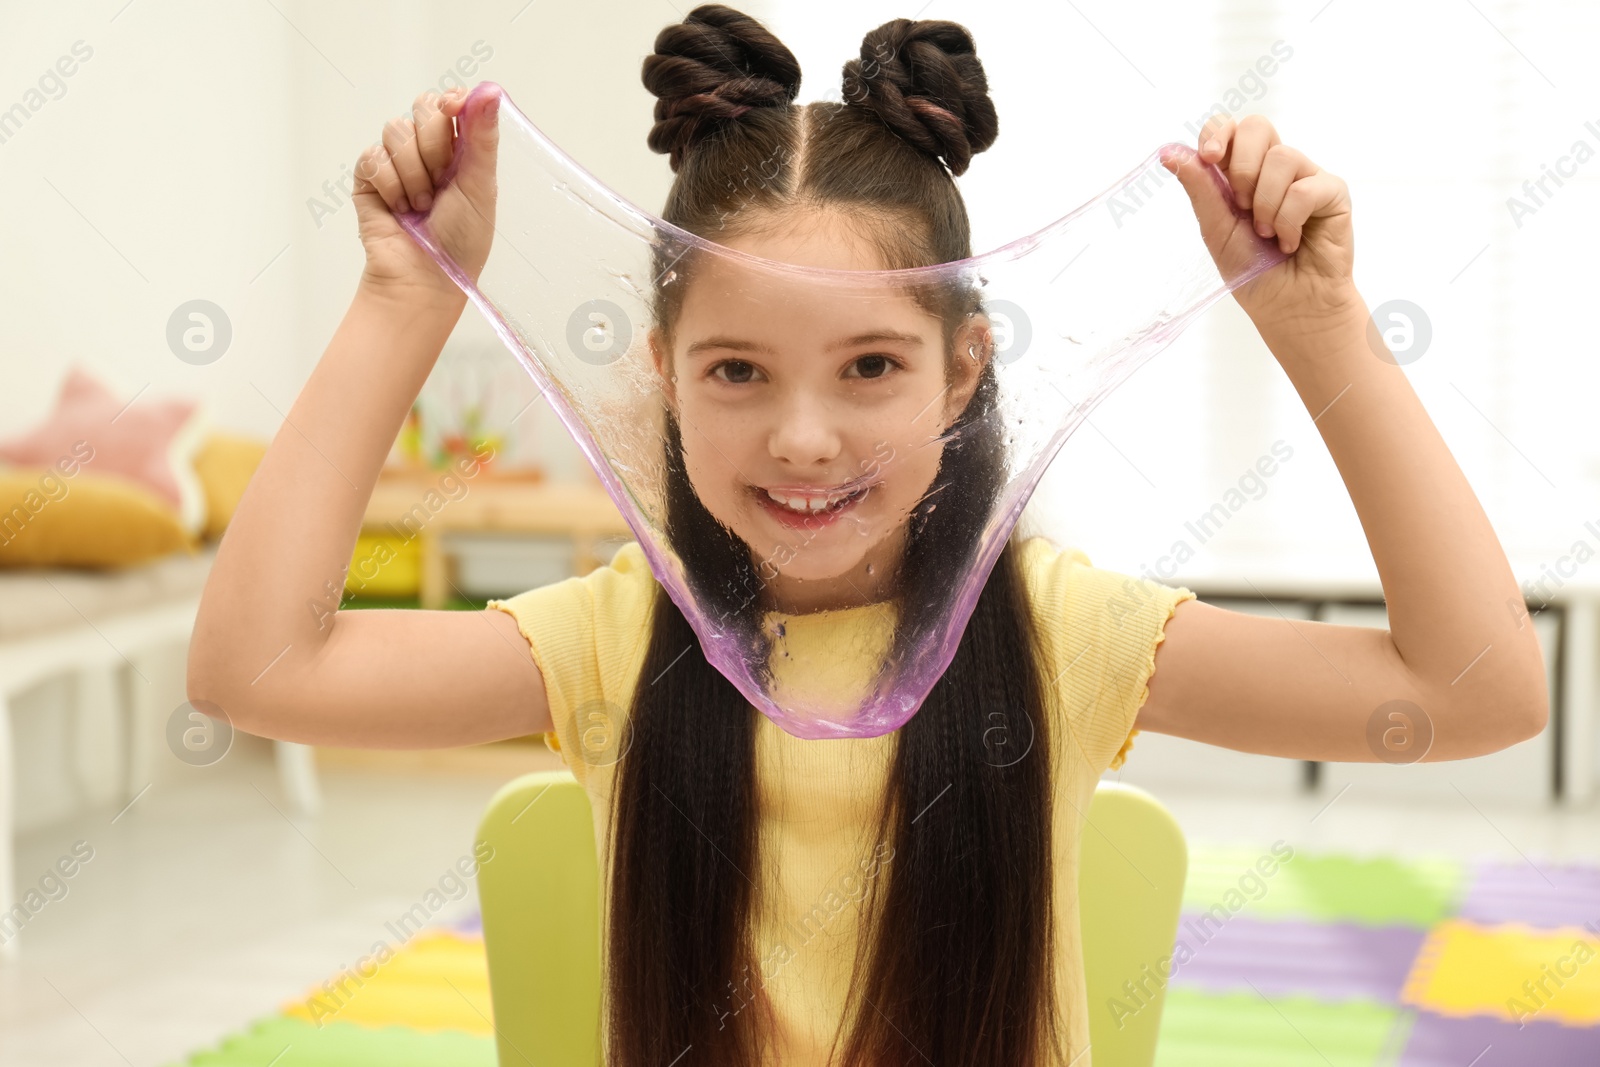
[281,931,493,1035]
[1401,919,1600,1026]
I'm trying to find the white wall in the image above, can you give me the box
[0,0,696,476]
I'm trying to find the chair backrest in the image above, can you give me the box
[475,772,1186,1067]
[476,771,602,1066]
[1076,781,1189,1067]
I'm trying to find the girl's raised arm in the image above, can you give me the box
[187,87,551,749]
[1133,115,1547,763]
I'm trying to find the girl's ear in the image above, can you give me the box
[946,313,994,417]
[649,326,678,410]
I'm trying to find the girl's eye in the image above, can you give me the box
[710,360,761,384]
[846,354,896,380]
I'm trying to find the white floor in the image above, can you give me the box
[1112,767,1600,869]
[4,743,1598,1067]
[0,739,557,1067]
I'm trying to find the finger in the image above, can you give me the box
[452,86,501,208]
[1197,113,1236,167]
[1271,172,1346,255]
[1226,114,1280,212]
[412,90,455,183]
[1250,144,1315,239]
[1159,144,1243,262]
[353,143,407,215]
[382,114,430,213]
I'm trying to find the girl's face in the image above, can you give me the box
[652,211,992,611]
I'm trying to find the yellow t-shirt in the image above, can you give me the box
[487,537,1195,1066]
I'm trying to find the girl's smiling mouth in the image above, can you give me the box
[750,477,877,528]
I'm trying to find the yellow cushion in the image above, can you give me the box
[193,432,268,542]
[346,532,422,598]
[0,468,194,567]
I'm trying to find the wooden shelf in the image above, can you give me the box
[362,473,632,608]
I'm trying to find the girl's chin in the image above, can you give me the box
[768,556,867,587]
[737,529,880,590]
[709,498,906,591]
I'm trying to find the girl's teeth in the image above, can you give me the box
[765,489,845,513]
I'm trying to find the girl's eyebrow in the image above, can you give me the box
[685,336,770,359]
[685,330,925,358]
[829,330,924,352]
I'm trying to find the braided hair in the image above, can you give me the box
[842,16,998,176]
[642,3,801,172]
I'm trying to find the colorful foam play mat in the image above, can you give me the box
[168,847,1600,1065]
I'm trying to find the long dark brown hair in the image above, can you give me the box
[605,7,1062,1065]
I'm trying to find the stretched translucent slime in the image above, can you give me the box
[399,81,1287,740]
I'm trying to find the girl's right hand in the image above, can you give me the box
[352,85,500,303]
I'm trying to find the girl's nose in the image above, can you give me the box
[766,393,843,468]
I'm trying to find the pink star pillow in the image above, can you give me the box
[0,367,206,534]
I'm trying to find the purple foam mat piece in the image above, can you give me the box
[1457,860,1600,930]
[1400,1010,1600,1065]
[1168,913,1426,1002]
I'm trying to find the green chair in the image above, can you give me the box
[475,773,1187,1067]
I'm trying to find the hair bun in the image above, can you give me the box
[642,3,801,172]
[842,19,997,177]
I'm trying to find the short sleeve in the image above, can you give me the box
[1016,538,1196,777]
[485,542,656,783]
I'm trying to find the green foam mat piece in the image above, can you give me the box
[1182,846,1463,927]
[1154,988,1410,1067]
[167,1016,496,1067]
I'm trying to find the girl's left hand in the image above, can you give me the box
[1162,114,1360,338]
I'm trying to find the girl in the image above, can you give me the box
[188,6,1548,1065]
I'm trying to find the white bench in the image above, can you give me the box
[0,548,320,957]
